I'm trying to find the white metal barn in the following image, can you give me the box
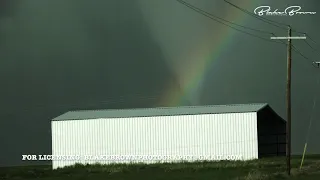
[51,103,286,169]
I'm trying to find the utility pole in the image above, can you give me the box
[286,26,292,176]
[300,61,320,170]
[270,26,306,176]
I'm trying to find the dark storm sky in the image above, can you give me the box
[0,0,319,166]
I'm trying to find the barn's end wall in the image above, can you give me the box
[257,107,286,158]
[52,113,258,169]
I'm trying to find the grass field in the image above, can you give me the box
[1,155,320,180]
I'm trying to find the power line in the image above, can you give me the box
[223,0,304,34]
[304,34,318,45]
[223,0,320,61]
[271,26,314,176]
[178,0,319,58]
[223,0,318,45]
[177,0,272,35]
[271,33,313,63]
[177,0,316,65]
[292,44,313,63]
[303,38,320,56]
[176,0,283,45]
[223,0,288,29]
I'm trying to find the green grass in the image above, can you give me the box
[1,155,320,180]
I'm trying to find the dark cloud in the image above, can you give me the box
[0,0,188,166]
[0,0,16,18]
[0,0,319,166]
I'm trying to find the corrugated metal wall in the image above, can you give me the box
[51,112,258,169]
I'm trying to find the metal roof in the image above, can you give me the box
[52,103,269,121]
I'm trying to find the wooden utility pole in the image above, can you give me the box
[286,25,292,176]
[270,26,307,176]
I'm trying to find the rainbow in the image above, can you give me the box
[159,0,258,106]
